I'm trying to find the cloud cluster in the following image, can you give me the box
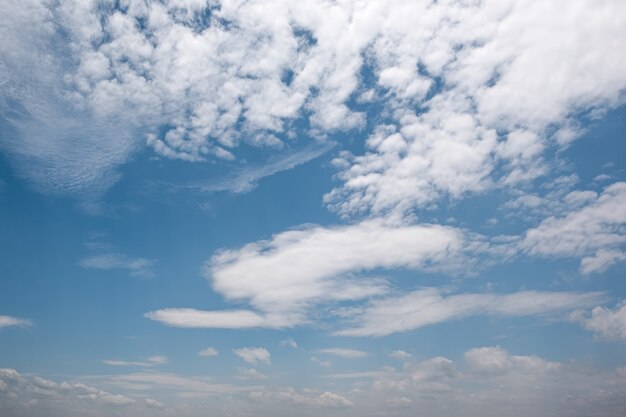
[2,0,624,199]
[0,369,137,417]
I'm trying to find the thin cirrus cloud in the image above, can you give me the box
[335,288,607,337]
[0,315,32,329]
[317,349,368,359]
[102,356,168,367]
[80,253,156,278]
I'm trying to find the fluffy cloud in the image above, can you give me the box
[572,301,626,341]
[147,220,467,330]
[233,347,271,365]
[521,182,626,274]
[336,288,605,337]
[465,346,560,375]
[3,0,624,199]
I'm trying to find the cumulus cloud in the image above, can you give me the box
[2,0,623,201]
[464,346,560,375]
[233,347,271,365]
[0,315,31,328]
[336,288,605,337]
[571,301,626,341]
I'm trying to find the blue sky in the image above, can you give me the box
[1,1,626,416]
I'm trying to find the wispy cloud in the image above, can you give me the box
[80,253,156,278]
[336,288,607,337]
[317,348,368,359]
[170,142,336,195]
[0,315,32,329]
[102,356,168,367]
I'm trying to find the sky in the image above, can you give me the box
[1,0,626,416]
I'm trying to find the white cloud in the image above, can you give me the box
[80,253,156,278]
[166,142,335,195]
[237,368,268,381]
[250,387,353,408]
[0,368,135,412]
[571,301,626,341]
[3,0,624,201]
[389,350,411,360]
[147,220,465,330]
[144,398,164,409]
[521,182,626,274]
[145,308,268,329]
[207,220,461,318]
[0,315,31,328]
[336,288,606,337]
[280,338,298,349]
[198,347,219,357]
[317,348,368,359]
[102,356,168,367]
[465,346,560,375]
[233,347,271,365]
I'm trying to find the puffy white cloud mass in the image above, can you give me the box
[147,220,469,329]
[572,301,626,341]
[1,0,624,198]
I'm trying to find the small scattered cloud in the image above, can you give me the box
[233,347,271,365]
[280,337,298,349]
[198,347,219,357]
[389,350,412,360]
